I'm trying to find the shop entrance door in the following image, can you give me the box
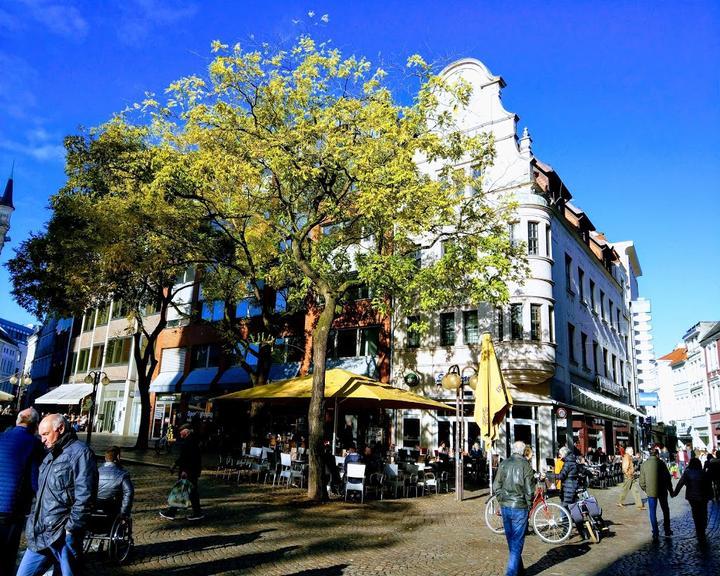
[101,400,116,433]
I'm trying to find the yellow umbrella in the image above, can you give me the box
[215,368,452,411]
[0,390,14,402]
[474,333,513,451]
[215,368,452,452]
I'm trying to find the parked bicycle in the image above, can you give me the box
[569,486,608,543]
[485,483,572,544]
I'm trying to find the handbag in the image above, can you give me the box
[167,479,193,508]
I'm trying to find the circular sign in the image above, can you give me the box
[556,407,567,418]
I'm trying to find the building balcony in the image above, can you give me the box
[498,341,555,386]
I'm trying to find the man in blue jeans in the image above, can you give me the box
[639,446,674,539]
[493,441,535,576]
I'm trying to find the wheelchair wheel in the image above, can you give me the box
[109,516,133,564]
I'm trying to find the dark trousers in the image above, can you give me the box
[186,475,202,514]
[647,495,671,536]
[689,500,708,539]
[0,520,23,576]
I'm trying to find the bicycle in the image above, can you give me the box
[485,483,572,544]
[570,487,607,543]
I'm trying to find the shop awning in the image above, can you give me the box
[181,368,219,393]
[572,385,644,419]
[34,384,93,405]
[216,366,251,389]
[149,371,184,393]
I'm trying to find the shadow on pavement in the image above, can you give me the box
[131,530,271,560]
[525,542,592,576]
[285,565,349,576]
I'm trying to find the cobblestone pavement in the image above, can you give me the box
[62,452,719,576]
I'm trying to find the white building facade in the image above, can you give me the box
[391,58,643,469]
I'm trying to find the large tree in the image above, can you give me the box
[143,37,527,499]
[7,121,218,449]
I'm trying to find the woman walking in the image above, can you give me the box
[672,457,711,541]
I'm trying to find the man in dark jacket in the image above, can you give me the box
[493,441,534,576]
[0,408,44,576]
[97,446,134,517]
[161,424,203,520]
[16,413,97,576]
[639,447,674,539]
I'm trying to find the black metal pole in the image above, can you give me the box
[86,371,99,446]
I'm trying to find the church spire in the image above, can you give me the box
[1,162,14,209]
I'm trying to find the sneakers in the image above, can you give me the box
[616,503,624,508]
[159,510,176,520]
[188,512,205,521]
[638,506,647,510]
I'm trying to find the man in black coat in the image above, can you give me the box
[161,424,203,520]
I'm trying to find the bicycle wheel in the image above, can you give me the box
[532,502,572,544]
[484,494,505,534]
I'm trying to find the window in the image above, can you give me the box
[202,300,225,322]
[548,305,554,343]
[578,268,585,302]
[611,354,617,382]
[463,310,479,345]
[175,267,196,285]
[609,301,614,328]
[272,336,305,363]
[191,344,220,369]
[347,283,371,301]
[105,338,132,366]
[359,327,379,356]
[82,311,95,332]
[235,297,262,319]
[403,417,420,445]
[620,360,625,387]
[565,254,573,293]
[616,309,621,332]
[144,299,161,315]
[330,327,380,358]
[567,323,576,363]
[511,304,523,340]
[527,222,539,255]
[112,300,130,319]
[600,291,606,321]
[590,280,596,312]
[441,239,455,257]
[602,348,608,377]
[509,223,519,247]
[545,225,551,257]
[496,307,504,341]
[95,304,110,326]
[77,349,90,372]
[593,341,599,374]
[407,316,420,349]
[90,344,105,369]
[581,332,589,369]
[440,313,456,346]
[336,329,358,357]
[411,245,422,270]
[530,304,541,341]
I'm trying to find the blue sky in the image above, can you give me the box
[0,0,718,357]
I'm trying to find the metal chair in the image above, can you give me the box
[345,463,366,503]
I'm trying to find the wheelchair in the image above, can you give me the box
[83,500,134,564]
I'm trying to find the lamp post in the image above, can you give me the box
[441,365,478,501]
[84,370,110,446]
[9,372,32,411]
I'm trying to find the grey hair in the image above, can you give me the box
[511,440,526,455]
[44,413,67,432]
[16,407,40,427]
[558,446,570,459]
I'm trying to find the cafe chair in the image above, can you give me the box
[345,463,366,503]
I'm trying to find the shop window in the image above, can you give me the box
[463,310,479,345]
[440,312,456,346]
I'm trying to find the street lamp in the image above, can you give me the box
[441,364,478,501]
[84,370,110,445]
[9,372,32,411]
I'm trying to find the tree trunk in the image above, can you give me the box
[306,295,335,501]
[134,382,152,450]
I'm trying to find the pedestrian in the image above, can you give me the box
[639,447,674,539]
[16,413,98,576]
[676,444,689,475]
[0,408,45,576]
[161,424,204,521]
[492,440,534,576]
[97,446,134,517]
[616,446,644,510]
[705,449,720,501]
[672,457,712,541]
[557,446,588,540]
